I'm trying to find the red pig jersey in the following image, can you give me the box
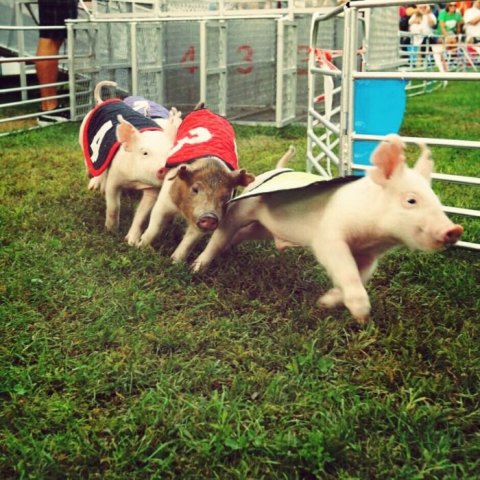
[82,99,162,177]
[165,108,238,170]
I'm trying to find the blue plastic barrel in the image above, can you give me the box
[353,79,407,174]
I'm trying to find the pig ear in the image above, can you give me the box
[116,115,140,152]
[231,169,255,187]
[368,134,406,186]
[413,143,434,182]
[176,165,193,183]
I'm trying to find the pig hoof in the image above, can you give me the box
[190,261,204,273]
[136,237,151,248]
[317,288,343,309]
[125,232,140,246]
[345,298,371,324]
[169,107,182,124]
[170,252,187,264]
[105,219,119,231]
[354,315,369,325]
[88,177,102,191]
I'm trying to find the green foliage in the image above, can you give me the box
[0,83,479,479]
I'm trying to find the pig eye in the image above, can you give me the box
[191,185,199,195]
[402,193,418,208]
[403,194,418,208]
[141,149,149,157]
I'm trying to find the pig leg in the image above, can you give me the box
[171,226,205,263]
[191,199,259,272]
[230,222,273,246]
[163,107,182,143]
[125,188,159,245]
[312,240,371,323]
[318,288,343,309]
[104,180,122,231]
[137,194,177,247]
[318,254,378,309]
[88,171,107,194]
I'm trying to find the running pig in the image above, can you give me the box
[191,135,463,324]
[79,80,182,243]
[136,107,255,262]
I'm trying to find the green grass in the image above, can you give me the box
[0,82,479,479]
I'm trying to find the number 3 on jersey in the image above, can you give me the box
[169,127,212,157]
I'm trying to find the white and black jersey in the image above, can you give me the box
[82,99,162,177]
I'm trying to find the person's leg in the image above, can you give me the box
[35,37,63,111]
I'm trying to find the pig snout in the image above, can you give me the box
[196,213,219,231]
[156,167,169,181]
[443,224,463,245]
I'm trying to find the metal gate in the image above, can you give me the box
[200,20,227,116]
[275,17,297,127]
[0,1,345,133]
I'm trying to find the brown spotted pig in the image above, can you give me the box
[136,107,254,262]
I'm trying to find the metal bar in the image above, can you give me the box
[454,241,480,251]
[351,163,480,186]
[219,20,227,117]
[199,20,207,104]
[0,103,70,124]
[69,14,286,23]
[308,108,340,135]
[14,0,28,102]
[306,7,320,172]
[349,0,444,7]
[0,81,68,95]
[67,22,76,121]
[130,22,138,95]
[0,93,69,110]
[0,25,65,30]
[340,5,357,176]
[275,17,285,127]
[307,129,341,166]
[0,55,68,63]
[312,5,345,23]
[443,206,480,217]
[308,133,341,176]
[354,71,480,81]
[353,133,480,149]
[310,66,342,77]
[433,174,480,186]
[306,152,332,178]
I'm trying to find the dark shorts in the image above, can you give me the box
[38,0,78,40]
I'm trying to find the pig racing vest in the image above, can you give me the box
[165,108,238,171]
[82,99,162,177]
[229,169,360,204]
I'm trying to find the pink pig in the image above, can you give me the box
[79,80,182,244]
[192,135,463,323]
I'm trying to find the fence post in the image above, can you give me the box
[14,0,28,102]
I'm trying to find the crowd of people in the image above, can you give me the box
[400,1,480,47]
[399,1,480,70]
